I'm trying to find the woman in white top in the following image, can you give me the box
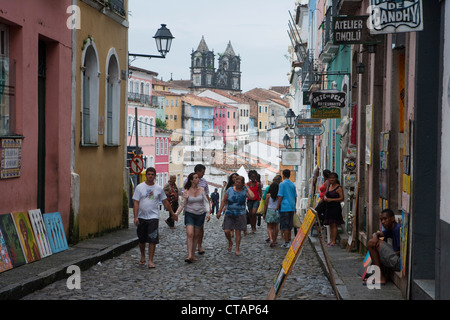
[176,172,210,263]
[263,181,281,247]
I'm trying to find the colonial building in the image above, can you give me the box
[0,0,72,233]
[72,0,129,240]
[190,37,241,94]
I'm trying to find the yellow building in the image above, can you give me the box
[71,0,129,240]
[154,90,183,133]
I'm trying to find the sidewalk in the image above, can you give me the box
[1,219,404,300]
[308,234,404,300]
[0,224,138,300]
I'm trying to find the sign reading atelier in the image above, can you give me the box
[368,0,423,34]
[333,15,375,45]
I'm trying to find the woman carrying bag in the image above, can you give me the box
[176,172,211,263]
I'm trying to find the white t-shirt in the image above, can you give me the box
[132,182,167,220]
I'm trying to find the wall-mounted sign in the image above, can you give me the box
[368,0,423,34]
[1,138,22,179]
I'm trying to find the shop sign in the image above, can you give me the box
[1,138,22,179]
[310,90,346,119]
[294,118,325,136]
[333,15,379,45]
[368,0,423,34]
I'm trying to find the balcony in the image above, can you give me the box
[319,1,340,63]
[301,49,321,91]
[337,0,363,16]
[128,92,151,105]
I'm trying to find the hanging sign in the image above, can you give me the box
[368,0,423,34]
[333,15,381,45]
[310,90,346,119]
[294,118,325,136]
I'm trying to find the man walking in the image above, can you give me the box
[163,175,179,228]
[275,169,297,248]
[210,188,219,215]
[133,167,178,268]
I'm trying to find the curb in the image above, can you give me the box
[308,235,350,300]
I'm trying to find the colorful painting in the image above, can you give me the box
[12,212,41,263]
[0,213,26,267]
[0,227,13,273]
[43,212,68,253]
[359,251,373,280]
[28,209,53,258]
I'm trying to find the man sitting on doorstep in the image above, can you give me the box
[367,208,401,284]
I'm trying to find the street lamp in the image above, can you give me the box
[356,62,365,74]
[129,24,175,59]
[283,134,292,149]
[285,109,297,129]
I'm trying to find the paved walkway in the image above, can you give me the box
[0,210,404,301]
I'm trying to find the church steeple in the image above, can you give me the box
[190,36,215,90]
[223,41,236,57]
[196,36,210,53]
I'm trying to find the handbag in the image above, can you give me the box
[256,199,265,215]
[202,190,211,214]
[293,212,301,228]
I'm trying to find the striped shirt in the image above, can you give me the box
[183,177,210,195]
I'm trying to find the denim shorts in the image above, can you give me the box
[184,211,206,229]
[247,200,260,210]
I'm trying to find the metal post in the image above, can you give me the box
[135,107,139,183]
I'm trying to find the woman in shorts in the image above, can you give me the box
[176,172,210,263]
[217,176,254,256]
[263,181,280,247]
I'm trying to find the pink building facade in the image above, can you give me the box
[0,0,72,225]
[155,128,170,187]
[214,103,237,145]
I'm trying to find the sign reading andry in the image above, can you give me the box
[368,0,423,34]
[310,90,346,109]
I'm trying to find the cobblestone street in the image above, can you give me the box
[22,213,335,300]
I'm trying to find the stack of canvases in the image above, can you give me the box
[0,210,68,273]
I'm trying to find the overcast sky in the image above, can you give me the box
[128,0,296,92]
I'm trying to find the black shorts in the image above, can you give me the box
[136,218,159,244]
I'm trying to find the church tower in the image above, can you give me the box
[216,41,241,91]
[190,36,215,91]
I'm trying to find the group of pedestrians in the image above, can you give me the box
[131,165,298,268]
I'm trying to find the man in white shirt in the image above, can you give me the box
[133,167,177,268]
